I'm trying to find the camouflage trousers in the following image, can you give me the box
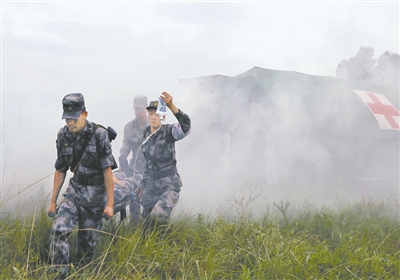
[141,173,181,224]
[49,197,104,276]
[113,179,134,215]
[129,196,141,224]
[113,184,140,224]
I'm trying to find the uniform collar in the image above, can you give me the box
[145,124,164,135]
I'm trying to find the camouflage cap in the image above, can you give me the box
[146,100,158,111]
[62,93,85,119]
[133,95,148,108]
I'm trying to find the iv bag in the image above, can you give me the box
[156,95,167,119]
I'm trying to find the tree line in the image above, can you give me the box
[336,46,399,87]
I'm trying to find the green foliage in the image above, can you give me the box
[1,195,399,279]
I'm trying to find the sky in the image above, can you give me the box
[1,1,399,214]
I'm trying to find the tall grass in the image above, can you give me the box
[1,183,399,279]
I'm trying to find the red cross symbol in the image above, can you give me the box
[366,92,400,129]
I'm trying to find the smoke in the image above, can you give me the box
[2,67,399,218]
[2,2,399,217]
[174,68,400,216]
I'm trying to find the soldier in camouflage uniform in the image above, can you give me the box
[136,92,191,225]
[118,95,148,223]
[47,93,116,278]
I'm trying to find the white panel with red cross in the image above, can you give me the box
[353,90,400,130]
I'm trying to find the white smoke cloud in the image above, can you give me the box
[1,2,399,216]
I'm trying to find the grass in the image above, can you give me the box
[1,183,399,279]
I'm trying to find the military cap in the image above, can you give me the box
[62,93,85,119]
[133,95,148,108]
[146,100,158,111]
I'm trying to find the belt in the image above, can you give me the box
[149,166,177,179]
[73,175,105,185]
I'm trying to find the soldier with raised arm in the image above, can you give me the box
[136,92,191,225]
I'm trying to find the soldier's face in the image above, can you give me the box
[134,107,147,120]
[65,111,87,134]
[147,109,162,129]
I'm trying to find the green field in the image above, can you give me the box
[1,185,399,279]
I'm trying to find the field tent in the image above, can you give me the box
[179,66,399,201]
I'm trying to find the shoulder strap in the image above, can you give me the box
[71,123,99,172]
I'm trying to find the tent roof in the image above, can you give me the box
[192,66,399,139]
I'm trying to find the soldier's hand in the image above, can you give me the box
[47,203,57,218]
[102,205,114,220]
[160,92,179,114]
[134,187,144,199]
[161,92,173,107]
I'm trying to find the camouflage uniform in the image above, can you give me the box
[112,171,138,215]
[140,109,191,223]
[50,120,116,276]
[119,118,148,223]
[119,118,148,176]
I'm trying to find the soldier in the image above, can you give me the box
[47,93,116,279]
[118,95,148,223]
[119,95,148,177]
[136,92,191,225]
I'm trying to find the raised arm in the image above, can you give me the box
[161,92,191,140]
[161,91,179,114]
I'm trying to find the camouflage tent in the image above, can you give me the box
[180,66,399,200]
